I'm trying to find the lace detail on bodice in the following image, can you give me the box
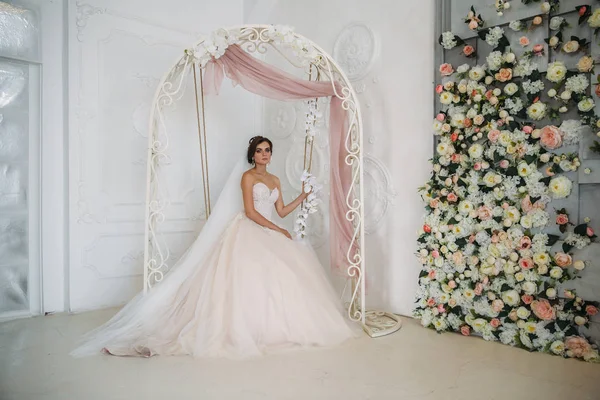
[253,183,279,221]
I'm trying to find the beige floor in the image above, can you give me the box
[0,309,599,400]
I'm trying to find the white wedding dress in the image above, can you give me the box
[71,170,359,359]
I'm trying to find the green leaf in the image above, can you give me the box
[547,234,560,246]
[574,223,588,236]
[562,242,574,253]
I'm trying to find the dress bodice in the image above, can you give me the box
[252,183,279,221]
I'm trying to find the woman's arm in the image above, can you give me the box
[274,177,309,219]
[241,173,286,233]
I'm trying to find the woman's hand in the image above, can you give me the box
[278,227,292,240]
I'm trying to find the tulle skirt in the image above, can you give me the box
[71,213,359,359]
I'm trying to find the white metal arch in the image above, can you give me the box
[142,25,398,335]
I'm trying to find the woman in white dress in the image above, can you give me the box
[71,136,359,359]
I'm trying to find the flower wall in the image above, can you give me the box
[415,0,600,362]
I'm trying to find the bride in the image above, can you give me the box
[71,135,359,359]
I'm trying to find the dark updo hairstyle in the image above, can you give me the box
[247,136,273,164]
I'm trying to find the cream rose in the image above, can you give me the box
[504,83,519,96]
[517,306,531,319]
[549,36,559,47]
[522,281,537,295]
[550,340,565,355]
[527,102,547,120]
[546,287,557,298]
[562,40,580,53]
[573,260,586,271]
[578,97,595,112]
[549,175,573,199]
[469,66,486,81]
[502,290,520,306]
[547,61,567,83]
[549,266,563,279]
[440,92,453,104]
[589,9,600,28]
[578,55,594,73]
[468,143,484,159]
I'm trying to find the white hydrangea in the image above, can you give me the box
[485,27,505,47]
[564,233,591,249]
[486,51,503,71]
[509,20,524,31]
[505,98,524,114]
[559,120,582,145]
[565,74,589,94]
[456,63,470,74]
[514,57,537,77]
[522,80,545,95]
[441,31,458,50]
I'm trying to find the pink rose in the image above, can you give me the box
[432,250,440,258]
[519,236,532,250]
[533,44,544,54]
[579,6,588,16]
[523,126,533,134]
[488,129,501,142]
[460,325,471,336]
[485,90,493,100]
[501,202,509,209]
[595,84,600,98]
[464,118,473,128]
[533,16,543,25]
[474,283,483,296]
[429,198,440,209]
[540,125,563,149]
[451,153,461,163]
[495,68,513,82]
[436,113,445,121]
[477,206,493,221]
[450,133,459,142]
[474,163,482,171]
[491,234,499,243]
[428,270,436,279]
[531,299,556,320]
[521,294,534,305]
[587,227,595,237]
[545,167,555,177]
[556,214,569,225]
[469,20,479,30]
[565,336,592,358]
[463,45,475,56]
[509,309,518,321]
[469,235,476,244]
[490,318,501,328]
[519,258,534,270]
[439,63,454,76]
[448,299,457,307]
[452,252,464,266]
[447,193,458,202]
[423,224,431,233]
[483,276,489,285]
[519,36,530,47]
[564,290,575,299]
[492,299,504,313]
[521,196,533,213]
[427,297,436,307]
[435,84,444,94]
[448,280,457,289]
[474,128,480,133]
[555,252,573,268]
[499,160,509,168]
[437,304,446,313]
[586,305,599,316]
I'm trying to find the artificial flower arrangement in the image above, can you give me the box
[417,4,600,362]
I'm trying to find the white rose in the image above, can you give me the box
[546,288,557,298]
[550,17,563,30]
[550,340,565,355]
[441,124,451,133]
[468,143,484,159]
[509,252,519,262]
[504,2,510,10]
[573,260,586,271]
[547,88,557,98]
[458,83,468,93]
[533,252,549,265]
[547,61,567,83]
[504,52,516,63]
[549,266,563,279]
[527,102,547,120]
[440,92,453,104]
[504,83,519,96]
[520,215,533,229]
[540,153,550,163]
[502,290,520,306]
[522,281,537,295]
[517,162,532,177]
[517,306,531,319]
[473,115,485,125]
[541,2,551,13]
[575,316,587,326]
[469,67,485,81]
[504,262,516,274]
[474,94,482,102]
[549,36,559,47]
[493,88,502,96]
[560,90,572,100]
[578,97,595,112]
[549,175,573,199]
[590,9,600,28]
[532,129,541,139]
[563,40,580,53]
[515,272,525,282]
[559,106,568,113]
[485,76,494,85]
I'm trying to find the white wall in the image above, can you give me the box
[245,0,435,316]
[67,0,251,312]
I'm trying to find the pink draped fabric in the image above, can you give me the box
[203,44,355,275]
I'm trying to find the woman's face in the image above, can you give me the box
[254,141,272,166]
